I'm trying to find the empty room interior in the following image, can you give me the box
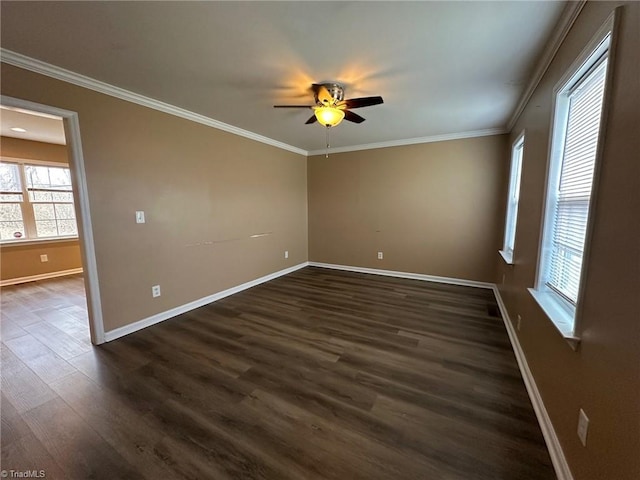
[0,2,638,480]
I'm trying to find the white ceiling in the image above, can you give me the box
[0,1,567,153]
[0,107,65,145]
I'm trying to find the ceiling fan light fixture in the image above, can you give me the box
[314,106,345,127]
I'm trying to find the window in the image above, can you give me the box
[0,160,78,242]
[0,162,26,240]
[530,28,611,342]
[500,132,525,264]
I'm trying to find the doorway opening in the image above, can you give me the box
[0,95,104,344]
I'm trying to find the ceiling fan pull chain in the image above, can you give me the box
[326,126,330,158]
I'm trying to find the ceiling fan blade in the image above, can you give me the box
[312,83,333,105]
[344,110,366,124]
[340,96,384,109]
[273,105,314,108]
[305,115,317,125]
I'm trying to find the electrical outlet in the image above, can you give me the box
[136,211,145,224]
[40,254,48,263]
[152,285,161,298]
[517,315,522,331]
[284,250,289,259]
[577,409,589,446]
[377,251,383,260]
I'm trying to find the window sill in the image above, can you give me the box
[0,236,79,248]
[499,250,514,265]
[528,288,580,351]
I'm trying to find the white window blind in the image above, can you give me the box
[545,57,608,305]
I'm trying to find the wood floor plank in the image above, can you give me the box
[372,393,554,479]
[22,397,145,480]
[4,334,77,385]
[241,388,448,480]
[0,432,67,479]
[36,307,91,342]
[22,321,91,359]
[0,268,556,479]
[0,346,59,414]
[0,393,32,447]
[49,371,182,480]
[0,317,29,341]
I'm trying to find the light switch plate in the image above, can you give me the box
[136,211,145,224]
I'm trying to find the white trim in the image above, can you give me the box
[1,95,106,345]
[1,156,68,168]
[103,262,309,342]
[500,130,525,265]
[493,286,574,480]
[2,50,510,157]
[0,267,83,287]
[528,288,580,350]
[308,262,494,289]
[533,12,615,343]
[0,236,79,247]
[498,249,514,265]
[507,1,587,131]
[309,260,573,479]
[0,49,307,157]
[98,258,571,479]
[64,109,105,344]
[307,128,507,156]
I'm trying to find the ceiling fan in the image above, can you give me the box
[274,83,383,127]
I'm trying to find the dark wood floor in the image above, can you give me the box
[1,267,556,479]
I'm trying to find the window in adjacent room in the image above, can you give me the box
[530,24,612,343]
[500,131,525,264]
[0,159,78,242]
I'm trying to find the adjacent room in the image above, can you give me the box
[0,2,637,480]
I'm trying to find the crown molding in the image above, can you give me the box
[506,0,587,132]
[307,127,508,156]
[0,49,307,157]
[1,49,528,158]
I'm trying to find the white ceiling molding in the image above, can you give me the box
[506,1,587,132]
[307,127,508,157]
[2,49,515,158]
[0,49,308,157]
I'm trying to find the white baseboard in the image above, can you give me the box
[492,286,573,480]
[103,262,309,342]
[309,261,571,479]
[308,262,495,289]
[0,267,84,287]
[101,258,570,480]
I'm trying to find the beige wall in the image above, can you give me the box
[2,4,638,477]
[0,66,308,332]
[496,2,639,479]
[1,240,82,281]
[1,136,69,163]
[308,135,508,283]
[0,137,83,281]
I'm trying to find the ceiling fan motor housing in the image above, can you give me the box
[316,83,344,105]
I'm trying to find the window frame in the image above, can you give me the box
[529,14,615,349]
[500,131,525,265]
[0,156,79,245]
